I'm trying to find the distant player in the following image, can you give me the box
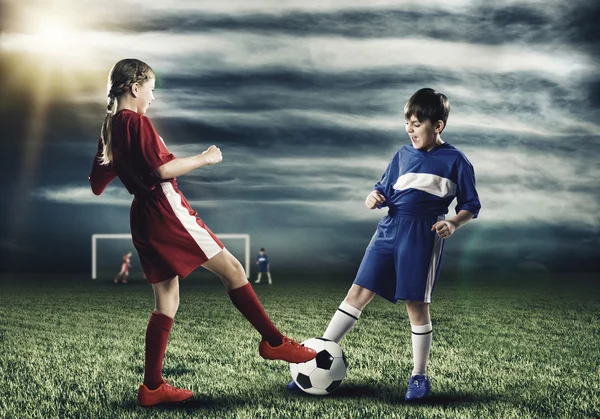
[113,252,132,284]
[286,88,481,400]
[89,59,316,407]
[254,248,272,285]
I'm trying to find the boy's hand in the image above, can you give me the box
[431,220,456,239]
[202,145,223,165]
[365,190,386,209]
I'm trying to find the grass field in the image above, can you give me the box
[0,272,598,418]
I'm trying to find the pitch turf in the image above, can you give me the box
[0,272,598,418]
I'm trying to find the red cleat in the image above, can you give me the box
[137,380,193,407]
[259,336,317,363]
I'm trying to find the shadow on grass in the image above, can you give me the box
[133,366,195,376]
[110,394,250,412]
[290,383,498,407]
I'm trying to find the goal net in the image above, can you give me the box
[91,233,250,279]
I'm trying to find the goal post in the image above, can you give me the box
[91,233,250,279]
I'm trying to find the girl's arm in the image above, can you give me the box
[89,139,117,195]
[155,145,222,179]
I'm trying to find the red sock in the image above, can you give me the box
[228,283,284,347]
[143,311,174,390]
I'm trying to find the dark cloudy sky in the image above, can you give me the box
[1,0,599,277]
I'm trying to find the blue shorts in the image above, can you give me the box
[353,212,445,304]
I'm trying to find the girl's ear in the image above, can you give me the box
[130,82,140,98]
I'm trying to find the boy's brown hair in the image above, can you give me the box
[404,88,450,132]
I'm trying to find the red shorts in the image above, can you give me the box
[130,180,224,284]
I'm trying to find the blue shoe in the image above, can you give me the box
[405,374,430,401]
[286,380,300,391]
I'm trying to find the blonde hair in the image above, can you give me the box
[99,58,154,165]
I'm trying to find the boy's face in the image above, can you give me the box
[132,77,155,115]
[405,115,441,151]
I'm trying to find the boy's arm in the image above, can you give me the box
[155,145,222,179]
[370,151,399,209]
[448,209,475,229]
[89,138,117,196]
[455,161,481,218]
[432,210,474,238]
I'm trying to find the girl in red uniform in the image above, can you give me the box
[89,59,315,407]
[114,252,132,284]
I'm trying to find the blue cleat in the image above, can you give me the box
[286,380,300,391]
[405,374,430,401]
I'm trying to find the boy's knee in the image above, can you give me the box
[345,285,374,309]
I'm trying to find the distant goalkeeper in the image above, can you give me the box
[254,248,272,285]
[114,252,132,284]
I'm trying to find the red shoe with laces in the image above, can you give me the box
[137,380,193,407]
[259,336,317,363]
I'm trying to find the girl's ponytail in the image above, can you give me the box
[100,93,117,165]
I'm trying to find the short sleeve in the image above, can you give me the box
[136,116,176,175]
[455,161,481,218]
[373,151,399,209]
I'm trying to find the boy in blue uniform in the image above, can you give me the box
[254,248,272,285]
[288,88,481,400]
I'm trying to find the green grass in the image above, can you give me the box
[0,272,598,418]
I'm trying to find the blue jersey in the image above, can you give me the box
[374,143,481,218]
[257,254,269,272]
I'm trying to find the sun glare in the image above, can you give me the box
[36,22,71,52]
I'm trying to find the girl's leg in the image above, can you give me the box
[323,284,375,342]
[406,301,432,377]
[138,276,192,407]
[113,269,123,283]
[202,249,281,344]
[143,276,180,389]
[202,249,315,363]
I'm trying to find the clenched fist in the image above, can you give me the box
[431,220,456,239]
[365,190,386,209]
[202,145,222,165]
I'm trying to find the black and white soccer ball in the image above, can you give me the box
[289,337,347,395]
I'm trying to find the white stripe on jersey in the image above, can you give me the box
[160,182,222,259]
[424,232,444,304]
[393,172,457,198]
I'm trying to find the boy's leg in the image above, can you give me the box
[323,285,375,342]
[255,273,262,284]
[404,300,432,401]
[267,272,272,285]
[406,301,432,376]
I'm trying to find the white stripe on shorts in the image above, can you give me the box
[424,217,445,303]
[161,182,222,259]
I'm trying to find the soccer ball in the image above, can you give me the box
[289,337,347,395]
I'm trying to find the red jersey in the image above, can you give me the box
[89,110,176,196]
[89,110,223,283]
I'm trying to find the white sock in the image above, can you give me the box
[267,272,272,284]
[323,301,362,343]
[411,323,432,376]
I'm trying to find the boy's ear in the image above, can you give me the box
[435,120,445,133]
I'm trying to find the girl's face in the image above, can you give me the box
[405,115,442,151]
[132,77,155,114]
